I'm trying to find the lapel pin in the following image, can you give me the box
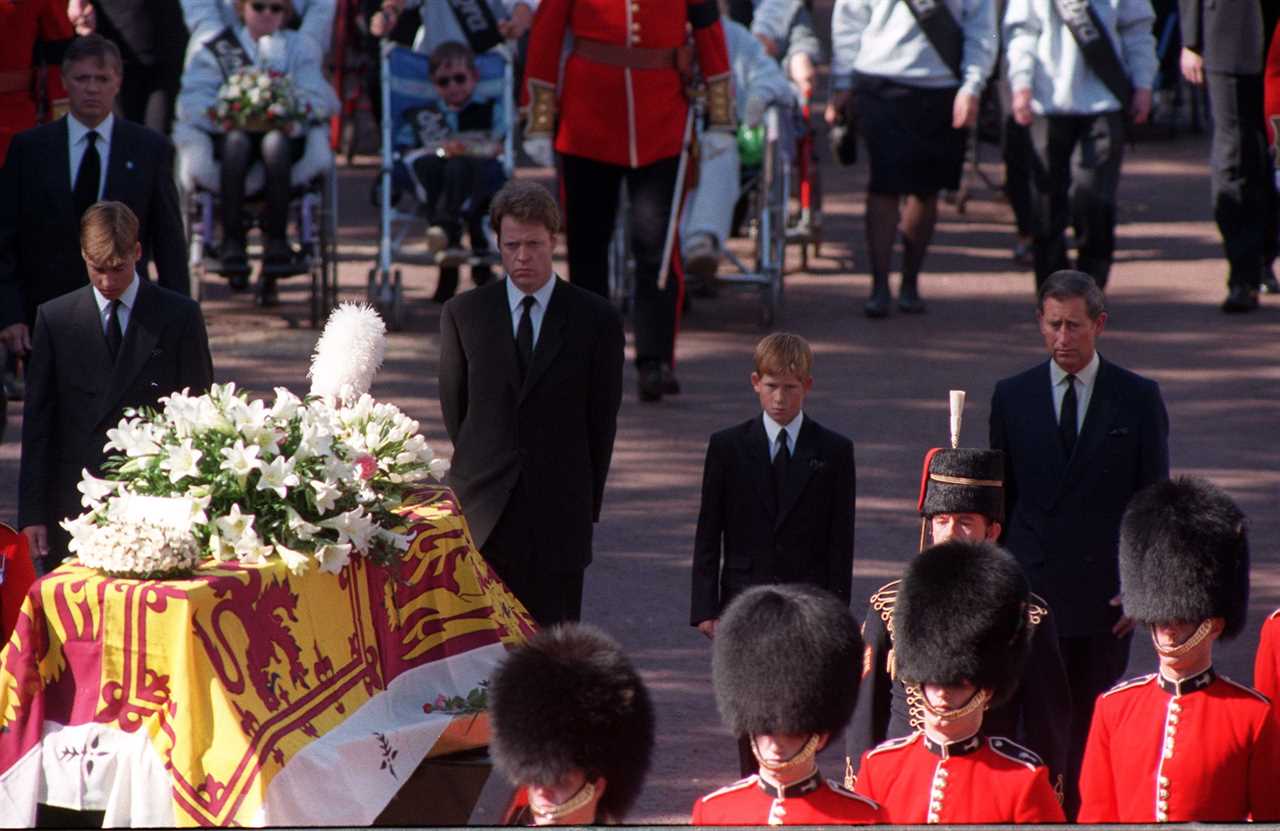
[126,160,135,170]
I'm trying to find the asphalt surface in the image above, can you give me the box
[2,123,1278,823]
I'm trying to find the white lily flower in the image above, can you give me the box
[429,458,450,480]
[314,542,352,574]
[77,469,121,507]
[275,542,312,575]
[160,439,204,484]
[257,455,300,498]
[378,527,415,551]
[284,506,322,539]
[234,531,272,564]
[213,503,255,545]
[295,419,334,459]
[270,387,301,420]
[310,478,341,513]
[219,439,263,480]
[321,507,377,553]
[208,530,235,562]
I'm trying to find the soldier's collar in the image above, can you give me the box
[756,769,822,800]
[1158,666,1216,697]
[923,732,982,759]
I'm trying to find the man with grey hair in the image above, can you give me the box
[988,269,1168,817]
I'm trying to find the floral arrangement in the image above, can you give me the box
[62,304,449,578]
[209,66,312,133]
[72,517,202,580]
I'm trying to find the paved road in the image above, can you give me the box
[2,128,1277,822]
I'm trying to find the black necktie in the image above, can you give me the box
[1059,374,1078,455]
[772,430,791,504]
[515,295,535,379]
[105,299,122,360]
[74,130,101,219]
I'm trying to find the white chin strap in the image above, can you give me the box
[1150,620,1214,658]
[751,733,822,775]
[911,685,991,721]
[529,780,597,822]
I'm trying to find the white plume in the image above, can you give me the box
[308,303,387,403]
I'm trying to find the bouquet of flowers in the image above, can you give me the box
[62,304,449,578]
[208,66,312,133]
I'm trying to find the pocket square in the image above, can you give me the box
[150,348,163,357]
[809,458,826,472]
[1107,426,1130,437]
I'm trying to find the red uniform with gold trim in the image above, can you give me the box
[0,0,72,163]
[1255,610,1280,704]
[853,732,1065,824]
[522,0,733,167]
[1078,669,1280,822]
[692,771,880,825]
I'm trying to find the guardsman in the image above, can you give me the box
[520,0,735,401]
[851,539,1066,823]
[844,447,1070,798]
[692,583,880,825]
[489,624,654,825]
[1256,608,1280,703]
[1078,476,1280,822]
[0,0,73,163]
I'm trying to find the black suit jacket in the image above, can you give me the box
[1179,0,1279,75]
[18,280,213,554]
[989,356,1169,637]
[439,277,625,571]
[690,415,856,625]
[0,117,189,330]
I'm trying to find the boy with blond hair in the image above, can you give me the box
[690,332,856,775]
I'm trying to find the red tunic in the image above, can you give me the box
[853,732,1065,824]
[1255,611,1280,704]
[1078,669,1280,822]
[0,0,72,163]
[522,0,732,168]
[692,771,880,825]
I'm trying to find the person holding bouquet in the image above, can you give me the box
[175,0,338,304]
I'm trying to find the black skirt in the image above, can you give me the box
[855,74,968,195]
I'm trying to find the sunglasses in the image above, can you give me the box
[250,2,287,13]
[433,73,470,87]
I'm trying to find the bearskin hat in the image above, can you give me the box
[918,448,1006,523]
[1119,476,1249,639]
[712,584,862,737]
[893,540,1032,708]
[488,624,654,821]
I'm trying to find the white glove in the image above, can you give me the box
[523,136,554,168]
[699,128,737,159]
[744,96,768,129]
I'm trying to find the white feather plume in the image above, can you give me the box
[308,303,387,403]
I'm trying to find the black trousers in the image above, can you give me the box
[1028,111,1126,289]
[1207,70,1278,290]
[561,153,681,366]
[481,489,584,627]
[216,130,304,242]
[1003,115,1035,237]
[1058,631,1132,820]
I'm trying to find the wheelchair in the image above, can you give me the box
[369,41,515,330]
[178,125,340,328]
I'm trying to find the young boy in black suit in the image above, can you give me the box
[690,333,856,774]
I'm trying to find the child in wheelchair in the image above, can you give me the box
[175,0,339,303]
[681,17,794,282]
[398,40,506,263]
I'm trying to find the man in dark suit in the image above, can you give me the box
[1179,0,1280,312]
[438,180,624,627]
[0,34,188,361]
[689,333,855,774]
[18,201,213,569]
[989,269,1169,817]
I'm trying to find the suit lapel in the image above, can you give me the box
[103,121,132,201]
[519,279,567,401]
[51,119,77,218]
[94,280,162,429]
[1056,358,1117,499]
[489,281,522,398]
[742,418,777,522]
[1029,362,1070,479]
[776,418,819,529]
[71,286,113,376]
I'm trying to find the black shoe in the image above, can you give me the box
[1261,268,1280,295]
[864,281,891,319]
[660,363,681,395]
[898,281,927,314]
[216,239,250,279]
[638,363,663,402]
[1221,284,1260,314]
[262,238,307,277]
[255,274,280,307]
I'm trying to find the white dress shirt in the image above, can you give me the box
[1050,351,1099,434]
[763,411,804,460]
[68,112,114,198]
[92,275,140,338]
[506,275,556,347]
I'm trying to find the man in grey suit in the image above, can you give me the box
[438,180,624,626]
[19,202,213,569]
[989,270,1169,817]
[1180,0,1280,312]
